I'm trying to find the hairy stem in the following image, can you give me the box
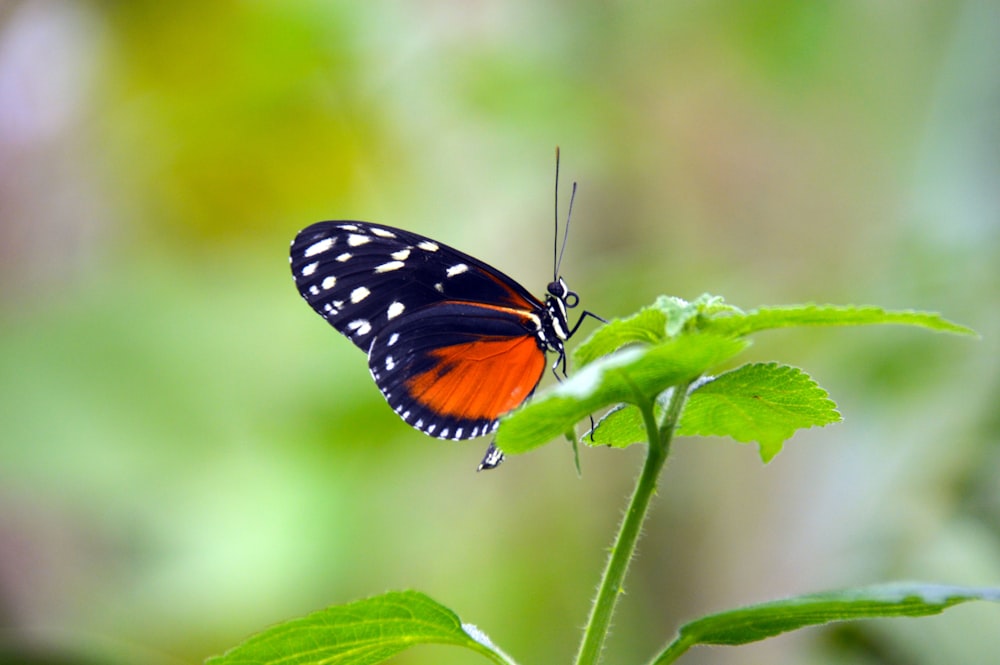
[574,383,690,665]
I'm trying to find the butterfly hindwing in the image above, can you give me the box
[368,302,548,440]
[290,221,544,351]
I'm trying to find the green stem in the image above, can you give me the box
[574,382,691,665]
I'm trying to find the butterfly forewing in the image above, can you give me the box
[290,222,544,350]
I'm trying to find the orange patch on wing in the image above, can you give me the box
[404,336,546,421]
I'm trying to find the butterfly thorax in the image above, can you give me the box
[533,277,577,364]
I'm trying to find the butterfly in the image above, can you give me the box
[289,165,599,469]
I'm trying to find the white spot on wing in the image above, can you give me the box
[385,355,395,370]
[415,418,424,429]
[335,252,352,262]
[338,223,359,231]
[304,238,333,257]
[370,227,397,238]
[388,333,399,346]
[375,260,405,273]
[347,234,370,247]
[418,240,439,252]
[321,276,337,290]
[308,285,319,295]
[434,282,444,292]
[455,428,463,438]
[427,424,436,434]
[386,301,405,320]
[446,263,469,277]
[391,249,411,261]
[440,428,450,438]
[350,286,371,303]
[301,261,318,276]
[347,319,371,336]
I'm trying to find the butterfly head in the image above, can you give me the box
[547,277,580,309]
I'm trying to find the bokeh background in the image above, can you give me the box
[1,2,998,664]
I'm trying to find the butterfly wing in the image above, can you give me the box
[290,221,549,439]
[368,301,547,440]
[291,221,544,349]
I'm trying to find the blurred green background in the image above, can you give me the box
[1,1,998,664]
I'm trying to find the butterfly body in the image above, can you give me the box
[290,221,584,446]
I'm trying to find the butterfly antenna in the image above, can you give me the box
[556,181,577,278]
[553,146,561,281]
[552,147,577,280]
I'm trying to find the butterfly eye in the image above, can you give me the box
[547,278,570,298]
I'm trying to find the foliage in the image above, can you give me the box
[206,591,514,665]
[207,296,990,665]
[208,584,1000,665]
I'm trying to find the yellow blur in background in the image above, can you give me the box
[1,2,997,664]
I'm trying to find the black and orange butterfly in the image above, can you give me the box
[290,166,600,469]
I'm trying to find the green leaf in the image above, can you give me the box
[656,293,741,337]
[523,297,971,458]
[589,364,840,457]
[572,298,669,368]
[205,591,515,665]
[703,303,977,338]
[677,363,841,462]
[497,334,748,455]
[573,295,743,367]
[652,583,1000,664]
[588,403,648,448]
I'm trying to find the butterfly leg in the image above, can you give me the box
[550,346,569,379]
[550,309,604,379]
[566,310,606,443]
[566,309,607,338]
